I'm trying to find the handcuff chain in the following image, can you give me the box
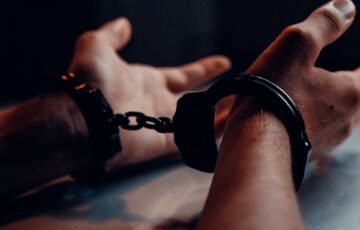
[114,112,174,133]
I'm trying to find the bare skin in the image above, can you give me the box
[69,18,231,169]
[0,93,92,198]
[0,0,359,228]
[198,111,304,230]
[200,0,359,229]
[216,0,359,157]
[0,19,230,198]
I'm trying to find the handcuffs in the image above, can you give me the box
[60,73,312,190]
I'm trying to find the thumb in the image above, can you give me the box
[249,0,356,71]
[98,17,132,50]
[302,0,356,59]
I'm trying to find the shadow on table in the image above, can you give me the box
[154,215,200,230]
[0,156,186,227]
[4,150,360,229]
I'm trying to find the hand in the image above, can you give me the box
[224,0,358,156]
[69,18,231,170]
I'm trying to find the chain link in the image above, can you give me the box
[114,112,174,133]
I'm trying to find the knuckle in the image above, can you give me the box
[315,7,343,34]
[76,31,103,47]
[282,24,317,50]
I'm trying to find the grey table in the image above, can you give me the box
[1,129,360,230]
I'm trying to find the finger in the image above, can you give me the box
[161,55,231,93]
[97,17,132,50]
[72,17,132,62]
[249,0,355,72]
[303,0,355,57]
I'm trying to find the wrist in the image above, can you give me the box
[175,74,310,190]
[42,92,100,174]
[201,107,302,230]
[224,104,290,148]
[0,92,94,197]
[44,91,118,179]
[220,105,292,175]
[43,92,89,146]
[42,92,89,141]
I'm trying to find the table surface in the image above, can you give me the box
[1,129,360,230]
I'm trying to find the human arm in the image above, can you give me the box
[200,0,358,229]
[0,92,92,198]
[0,18,230,198]
[216,0,359,157]
[198,109,304,230]
[69,17,231,170]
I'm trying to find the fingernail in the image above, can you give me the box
[333,0,356,19]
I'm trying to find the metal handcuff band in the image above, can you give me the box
[60,73,312,190]
[173,74,312,190]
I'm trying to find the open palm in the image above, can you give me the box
[70,18,231,170]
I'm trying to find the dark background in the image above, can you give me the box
[1,0,360,101]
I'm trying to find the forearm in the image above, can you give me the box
[198,110,304,230]
[0,92,94,198]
